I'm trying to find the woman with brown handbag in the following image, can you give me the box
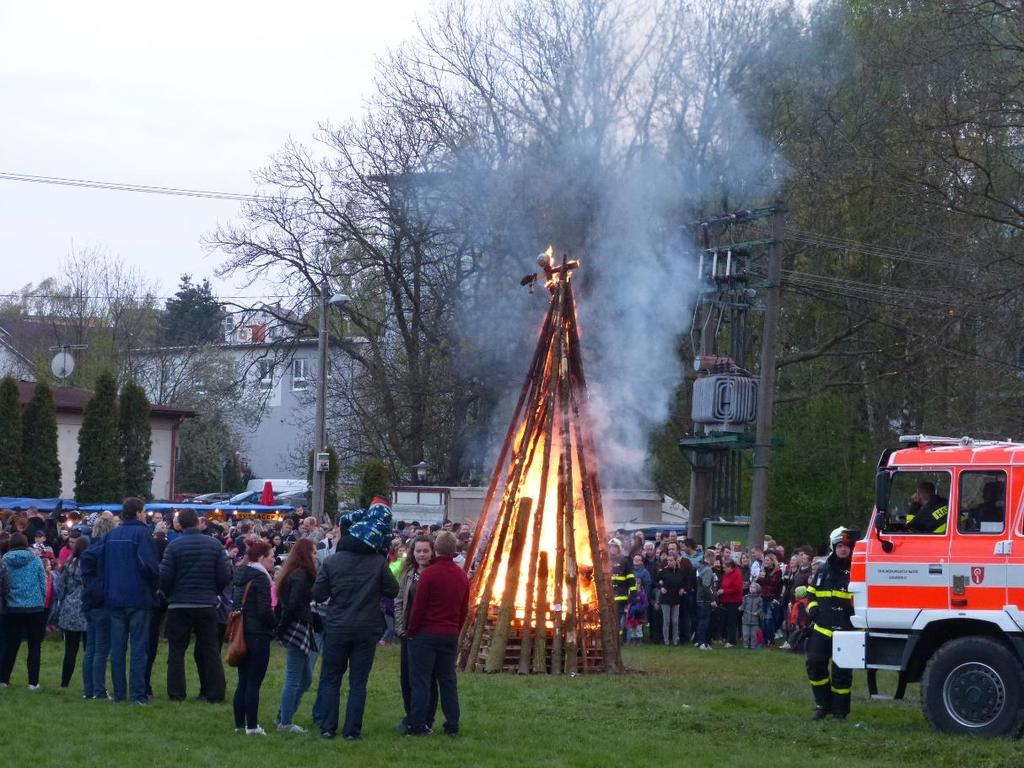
[230,540,276,735]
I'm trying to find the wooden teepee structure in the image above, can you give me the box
[458,251,623,674]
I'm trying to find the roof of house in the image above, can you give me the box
[16,380,196,420]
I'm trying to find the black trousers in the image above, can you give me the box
[409,633,460,734]
[806,627,853,716]
[145,606,166,696]
[400,637,437,724]
[0,611,47,686]
[233,633,271,730]
[165,607,225,702]
[722,604,739,645]
[61,630,87,688]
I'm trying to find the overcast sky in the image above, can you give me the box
[0,0,426,302]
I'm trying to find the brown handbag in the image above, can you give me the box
[225,581,253,667]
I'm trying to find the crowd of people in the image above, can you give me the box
[606,530,821,652]
[0,499,841,734]
[0,498,469,739]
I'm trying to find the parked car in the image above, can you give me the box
[275,490,311,509]
[191,492,233,505]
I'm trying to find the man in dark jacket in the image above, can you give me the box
[103,497,159,704]
[311,499,399,740]
[160,508,231,702]
[405,530,469,736]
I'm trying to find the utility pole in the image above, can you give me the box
[687,289,718,547]
[311,281,330,524]
[311,284,351,523]
[748,201,786,547]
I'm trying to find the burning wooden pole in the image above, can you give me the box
[460,249,620,675]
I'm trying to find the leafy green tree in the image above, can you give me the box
[22,378,61,498]
[223,455,249,494]
[0,376,23,495]
[160,275,224,346]
[175,411,242,493]
[767,393,875,553]
[119,379,153,498]
[357,457,392,509]
[74,371,123,503]
[308,445,340,516]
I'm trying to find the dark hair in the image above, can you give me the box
[122,497,145,520]
[72,536,89,558]
[276,538,317,588]
[245,540,272,562]
[177,508,199,529]
[683,538,696,549]
[401,534,434,577]
[9,533,29,550]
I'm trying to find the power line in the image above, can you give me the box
[0,171,267,202]
[0,291,308,303]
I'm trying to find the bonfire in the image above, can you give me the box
[458,248,623,674]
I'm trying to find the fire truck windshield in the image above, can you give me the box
[879,470,951,535]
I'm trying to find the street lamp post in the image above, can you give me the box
[311,282,350,523]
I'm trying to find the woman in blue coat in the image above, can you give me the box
[0,533,47,689]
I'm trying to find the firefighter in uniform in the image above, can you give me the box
[806,527,856,720]
[608,538,636,639]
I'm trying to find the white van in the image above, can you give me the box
[243,478,308,495]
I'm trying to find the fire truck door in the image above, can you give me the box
[947,469,1009,613]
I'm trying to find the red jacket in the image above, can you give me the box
[406,556,470,637]
[720,567,743,605]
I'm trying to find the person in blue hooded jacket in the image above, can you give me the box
[0,533,47,689]
[101,497,159,704]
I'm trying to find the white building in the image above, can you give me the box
[16,381,194,500]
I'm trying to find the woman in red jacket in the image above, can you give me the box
[717,558,743,647]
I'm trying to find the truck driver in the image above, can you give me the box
[906,481,949,534]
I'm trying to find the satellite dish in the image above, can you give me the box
[51,351,75,380]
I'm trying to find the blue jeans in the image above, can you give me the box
[695,601,712,646]
[314,631,377,737]
[85,607,111,698]
[278,644,313,725]
[761,598,778,645]
[109,607,151,702]
[408,633,459,734]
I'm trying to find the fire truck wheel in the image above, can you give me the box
[920,636,1024,737]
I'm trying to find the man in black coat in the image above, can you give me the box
[160,508,231,702]
[311,503,399,740]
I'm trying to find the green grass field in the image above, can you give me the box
[1,639,1020,767]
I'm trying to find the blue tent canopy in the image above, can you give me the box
[76,502,295,514]
[0,497,76,511]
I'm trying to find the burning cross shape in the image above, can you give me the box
[521,245,580,294]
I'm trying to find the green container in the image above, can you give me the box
[703,519,751,550]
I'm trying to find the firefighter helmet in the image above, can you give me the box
[829,526,856,551]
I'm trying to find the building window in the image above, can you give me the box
[258,360,274,391]
[292,358,309,390]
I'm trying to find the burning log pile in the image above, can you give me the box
[458,250,623,674]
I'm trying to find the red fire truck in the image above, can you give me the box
[833,435,1024,736]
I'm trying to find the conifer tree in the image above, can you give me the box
[119,379,153,499]
[22,378,61,498]
[75,371,123,503]
[0,376,22,496]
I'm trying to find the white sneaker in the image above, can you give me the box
[723,643,733,648]
[0,683,8,688]
[28,684,41,691]
[781,642,791,650]
[277,723,305,733]
[245,726,267,736]
[699,644,711,651]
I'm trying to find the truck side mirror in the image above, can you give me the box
[874,470,894,553]
[875,470,891,514]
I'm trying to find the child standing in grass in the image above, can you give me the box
[741,581,762,649]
